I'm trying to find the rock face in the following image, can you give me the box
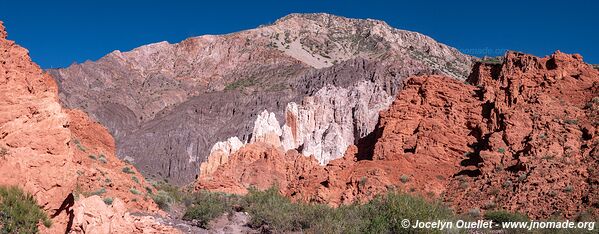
[250,110,283,148]
[0,21,175,233]
[70,196,180,234]
[197,51,599,219]
[49,13,474,184]
[281,81,394,164]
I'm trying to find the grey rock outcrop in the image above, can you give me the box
[49,13,474,184]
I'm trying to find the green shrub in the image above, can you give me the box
[182,187,456,233]
[98,154,107,164]
[72,139,86,152]
[498,148,506,153]
[0,186,52,233]
[88,154,97,160]
[152,190,174,211]
[484,210,528,224]
[131,176,140,184]
[103,197,114,206]
[130,188,141,195]
[122,167,135,174]
[90,187,106,196]
[183,191,239,228]
[400,175,410,183]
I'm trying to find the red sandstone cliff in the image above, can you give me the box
[0,21,178,233]
[197,51,599,219]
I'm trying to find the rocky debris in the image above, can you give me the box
[197,51,599,219]
[49,13,474,184]
[249,110,282,148]
[69,196,180,234]
[0,21,175,232]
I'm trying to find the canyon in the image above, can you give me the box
[49,13,474,185]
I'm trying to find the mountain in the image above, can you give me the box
[196,51,599,219]
[49,13,474,185]
[0,21,178,233]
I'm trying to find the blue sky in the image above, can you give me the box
[1,0,597,68]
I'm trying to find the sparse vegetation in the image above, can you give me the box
[184,187,456,233]
[88,154,97,160]
[122,167,135,174]
[130,188,141,195]
[481,57,502,64]
[498,148,506,153]
[400,174,410,183]
[0,146,8,158]
[90,187,106,196]
[103,197,114,206]
[98,154,107,164]
[72,139,86,152]
[0,186,52,233]
[131,176,140,184]
[152,190,174,211]
[225,77,258,91]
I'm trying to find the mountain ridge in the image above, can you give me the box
[49,13,475,184]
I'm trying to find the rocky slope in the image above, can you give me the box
[197,51,599,219]
[49,13,474,184]
[0,21,178,233]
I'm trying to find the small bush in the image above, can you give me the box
[131,176,140,184]
[484,210,528,224]
[183,191,239,228]
[0,146,8,157]
[152,190,174,211]
[90,187,106,196]
[0,186,52,233]
[72,139,86,152]
[130,188,141,195]
[103,197,113,206]
[122,167,135,174]
[400,175,410,183]
[88,154,97,160]
[98,154,107,164]
[498,148,506,153]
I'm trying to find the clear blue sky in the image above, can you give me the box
[1,0,597,68]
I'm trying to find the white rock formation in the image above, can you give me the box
[250,110,283,148]
[281,81,393,164]
[199,137,244,177]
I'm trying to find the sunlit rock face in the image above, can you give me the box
[49,13,474,184]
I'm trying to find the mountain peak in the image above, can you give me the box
[273,13,389,28]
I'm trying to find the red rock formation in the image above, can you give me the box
[197,51,599,219]
[445,51,599,219]
[0,21,176,233]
